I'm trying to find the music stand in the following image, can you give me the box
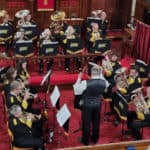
[66,38,83,71]
[0,25,13,40]
[66,38,83,54]
[14,40,33,57]
[86,17,101,30]
[39,41,58,56]
[22,24,38,40]
[94,39,111,54]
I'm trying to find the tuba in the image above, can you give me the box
[131,87,149,114]
[50,11,66,21]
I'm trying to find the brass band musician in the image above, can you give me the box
[127,88,150,140]
[8,105,44,149]
[86,22,102,53]
[15,9,37,41]
[38,28,57,74]
[63,25,82,71]
[0,10,14,56]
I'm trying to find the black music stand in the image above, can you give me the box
[66,38,83,71]
[86,17,101,30]
[14,40,33,57]
[66,38,83,54]
[94,39,111,54]
[22,24,38,40]
[39,41,59,56]
[0,25,13,40]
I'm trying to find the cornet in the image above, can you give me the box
[20,87,37,98]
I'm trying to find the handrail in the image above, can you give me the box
[58,139,150,150]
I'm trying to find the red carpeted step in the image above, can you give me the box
[29,73,89,85]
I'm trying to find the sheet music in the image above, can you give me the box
[16,40,32,44]
[87,17,101,20]
[42,41,58,45]
[56,104,71,127]
[22,24,37,27]
[50,85,60,107]
[40,69,51,86]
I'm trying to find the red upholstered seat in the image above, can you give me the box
[29,73,89,86]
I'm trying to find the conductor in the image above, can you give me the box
[73,66,109,145]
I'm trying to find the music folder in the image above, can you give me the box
[39,41,58,56]
[50,85,60,107]
[56,104,71,127]
[94,39,111,54]
[40,69,51,86]
[14,40,33,56]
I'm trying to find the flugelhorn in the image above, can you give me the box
[131,87,149,114]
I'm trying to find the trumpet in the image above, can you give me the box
[131,88,149,114]
[21,111,41,121]
[20,87,37,98]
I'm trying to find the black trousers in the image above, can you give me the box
[14,136,44,150]
[127,111,150,140]
[82,103,101,145]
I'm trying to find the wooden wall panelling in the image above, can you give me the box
[90,0,105,11]
[105,0,120,29]
[118,0,132,29]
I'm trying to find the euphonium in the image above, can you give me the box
[114,67,128,89]
[131,88,149,114]
[102,55,113,71]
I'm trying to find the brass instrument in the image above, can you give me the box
[131,87,149,114]
[102,55,113,71]
[50,11,65,21]
[21,87,37,98]
[114,67,128,89]
[21,111,41,121]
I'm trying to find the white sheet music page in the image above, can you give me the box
[50,85,60,107]
[40,69,51,86]
[56,104,71,127]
